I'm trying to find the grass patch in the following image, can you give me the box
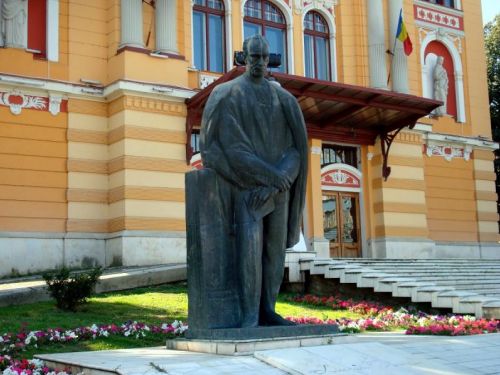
[0,283,188,334]
[276,294,364,321]
[0,282,366,360]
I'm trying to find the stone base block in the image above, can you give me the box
[311,237,329,258]
[0,231,187,278]
[185,324,340,341]
[368,237,500,259]
[168,327,343,355]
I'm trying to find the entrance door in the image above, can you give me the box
[322,192,361,258]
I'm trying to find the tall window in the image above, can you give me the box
[304,11,330,81]
[243,0,287,73]
[321,145,358,168]
[422,0,456,8]
[193,0,225,73]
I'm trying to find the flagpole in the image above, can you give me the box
[386,9,403,87]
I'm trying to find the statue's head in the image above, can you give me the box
[243,35,270,80]
[437,56,444,65]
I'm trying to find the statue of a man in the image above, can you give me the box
[0,0,28,48]
[433,56,448,116]
[200,35,308,328]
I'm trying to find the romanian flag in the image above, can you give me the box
[396,9,413,56]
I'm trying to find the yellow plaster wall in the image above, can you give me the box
[424,154,478,242]
[0,107,68,233]
[68,0,108,83]
[305,139,324,240]
[107,0,121,59]
[335,0,369,85]
[462,0,492,138]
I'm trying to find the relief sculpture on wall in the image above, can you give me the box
[0,0,28,48]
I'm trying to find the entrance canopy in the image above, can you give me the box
[186,67,441,179]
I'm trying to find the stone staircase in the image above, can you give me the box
[292,256,500,318]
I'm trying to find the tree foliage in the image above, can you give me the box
[485,14,500,140]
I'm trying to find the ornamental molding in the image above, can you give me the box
[0,90,49,115]
[423,132,499,161]
[199,74,219,90]
[418,27,462,53]
[310,146,322,155]
[424,143,471,161]
[321,163,361,192]
[190,152,203,170]
[293,0,337,15]
[414,4,463,31]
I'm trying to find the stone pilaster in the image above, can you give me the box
[120,0,144,48]
[155,0,178,54]
[367,0,387,89]
[389,0,409,93]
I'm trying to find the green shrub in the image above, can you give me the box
[43,267,102,311]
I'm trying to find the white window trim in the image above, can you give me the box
[47,0,59,62]
[301,4,336,81]
[420,30,466,123]
[240,0,294,74]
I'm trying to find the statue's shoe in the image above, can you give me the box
[259,311,297,326]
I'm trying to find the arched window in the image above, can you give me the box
[304,11,330,81]
[193,0,225,73]
[243,0,287,73]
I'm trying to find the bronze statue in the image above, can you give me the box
[186,35,308,334]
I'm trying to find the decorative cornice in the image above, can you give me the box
[0,74,196,105]
[423,132,498,161]
[293,0,337,15]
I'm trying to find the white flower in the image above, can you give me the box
[29,358,44,368]
[25,331,38,345]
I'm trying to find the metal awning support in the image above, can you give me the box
[380,127,404,181]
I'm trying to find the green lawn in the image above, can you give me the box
[0,283,363,358]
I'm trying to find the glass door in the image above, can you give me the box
[322,191,361,258]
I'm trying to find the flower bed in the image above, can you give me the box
[285,294,500,336]
[0,320,187,374]
[1,356,73,375]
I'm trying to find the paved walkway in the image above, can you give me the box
[37,332,500,375]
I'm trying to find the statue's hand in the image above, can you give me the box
[249,186,278,210]
[272,170,294,191]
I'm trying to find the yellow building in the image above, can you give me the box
[0,0,498,278]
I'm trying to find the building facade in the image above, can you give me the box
[0,0,498,278]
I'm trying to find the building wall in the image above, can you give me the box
[0,0,498,277]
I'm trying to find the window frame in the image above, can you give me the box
[304,10,331,81]
[193,0,226,73]
[243,0,288,72]
[420,0,456,9]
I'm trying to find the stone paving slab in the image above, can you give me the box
[37,332,500,375]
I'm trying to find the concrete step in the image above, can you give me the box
[303,259,500,318]
[0,264,186,307]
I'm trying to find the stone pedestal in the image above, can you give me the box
[186,168,241,332]
[168,325,342,355]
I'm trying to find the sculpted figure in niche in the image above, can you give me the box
[200,34,308,327]
[0,0,27,48]
[433,56,449,116]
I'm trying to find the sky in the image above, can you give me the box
[481,0,500,25]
